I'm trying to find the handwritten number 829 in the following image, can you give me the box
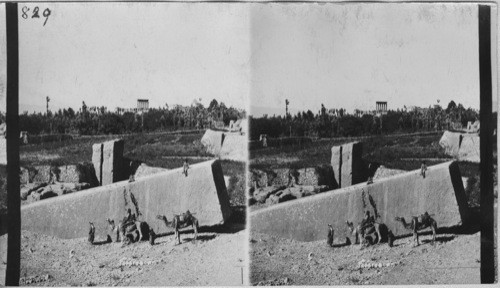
[21,6,51,26]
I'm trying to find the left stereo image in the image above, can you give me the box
[0,2,249,286]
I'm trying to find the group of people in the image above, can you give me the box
[87,208,140,245]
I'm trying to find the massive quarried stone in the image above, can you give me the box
[102,140,125,185]
[331,142,365,188]
[201,129,225,156]
[439,131,480,162]
[21,160,232,239]
[457,134,480,162]
[219,133,247,162]
[92,143,103,185]
[133,164,168,179]
[92,139,126,186]
[251,161,470,242]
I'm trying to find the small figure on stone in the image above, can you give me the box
[367,176,373,185]
[367,163,375,184]
[420,161,427,179]
[88,222,95,244]
[387,230,395,247]
[149,228,156,246]
[106,234,112,243]
[183,158,190,177]
[327,224,334,247]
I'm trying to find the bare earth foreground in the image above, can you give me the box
[2,226,247,286]
[251,231,481,285]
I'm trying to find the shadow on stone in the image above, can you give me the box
[183,234,217,242]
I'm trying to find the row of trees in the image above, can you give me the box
[20,99,245,135]
[250,101,483,140]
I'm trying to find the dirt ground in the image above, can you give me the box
[251,231,481,285]
[5,224,247,286]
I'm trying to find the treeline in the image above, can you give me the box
[20,99,245,135]
[250,101,485,140]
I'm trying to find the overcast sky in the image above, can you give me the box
[16,3,250,113]
[0,3,496,115]
[250,3,489,116]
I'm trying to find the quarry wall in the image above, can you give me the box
[251,161,469,242]
[21,160,232,239]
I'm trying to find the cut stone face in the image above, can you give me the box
[21,160,232,239]
[331,141,365,188]
[251,161,470,242]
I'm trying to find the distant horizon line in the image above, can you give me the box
[18,101,248,114]
[250,103,483,116]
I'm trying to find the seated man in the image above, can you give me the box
[122,208,136,227]
[359,211,375,235]
[179,210,192,222]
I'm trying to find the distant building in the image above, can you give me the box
[137,99,149,112]
[88,106,107,114]
[116,99,150,115]
[376,101,388,116]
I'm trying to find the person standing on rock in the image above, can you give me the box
[183,158,190,177]
[327,224,334,247]
[420,161,427,178]
[88,222,95,244]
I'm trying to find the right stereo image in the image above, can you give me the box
[248,2,497,285]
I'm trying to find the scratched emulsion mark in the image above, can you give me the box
[361,188,380,219]
[361,188,367,209]
[368,192,380,219]
[123,188,129,207]
[129,191,142,217]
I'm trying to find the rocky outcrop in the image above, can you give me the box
[20,163,98,186]
[249,166,336,188]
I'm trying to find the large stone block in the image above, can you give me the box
[21,160,232,239]
[101,139,125,185]
[439,131,480,162]
[219,133,247,162]
[251,161,470,242]
[457,134,480,162]
[331,142,365,188]
[92,143,103,185]
[133,164,168,179]
[201,129,225,156]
